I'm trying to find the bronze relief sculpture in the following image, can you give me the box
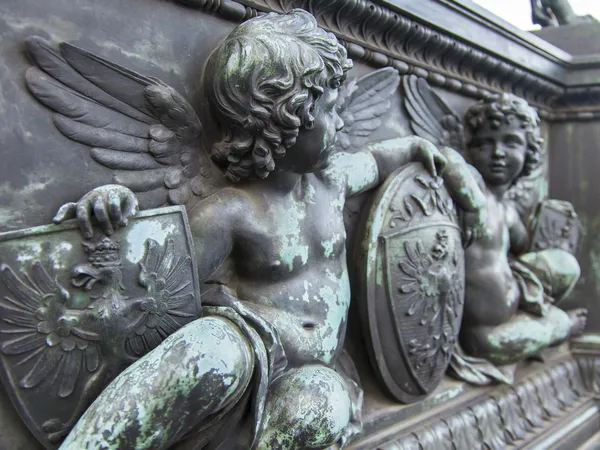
[1,9,490,450]
[403,76,587,385]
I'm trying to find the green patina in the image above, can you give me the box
[275,199,309,272]
[60,318,249,450]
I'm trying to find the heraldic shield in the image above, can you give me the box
[0,206,200,448]
[358,163,465,404]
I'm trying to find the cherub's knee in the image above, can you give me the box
[257,365,352,449]
[176,317,255,394]
[520,249,580,302]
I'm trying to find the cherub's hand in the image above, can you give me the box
[462,208,488,248]
[53,185,139,239]
[413,138,447,177]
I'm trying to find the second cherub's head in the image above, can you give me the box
[464,94,542,188]
[203,9,352,182]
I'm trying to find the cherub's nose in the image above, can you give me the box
[492,143,506,157]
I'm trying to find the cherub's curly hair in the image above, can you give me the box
[464,94,543,177]
[203,9,353,182]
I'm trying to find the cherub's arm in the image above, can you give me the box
[507,203,530,256]
[326,136,487,242]
[326,136,447,198]
[187,191,239,283]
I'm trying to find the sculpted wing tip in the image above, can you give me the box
[335,67,401,153]
[25,35,226,210]
[402,75,465,153]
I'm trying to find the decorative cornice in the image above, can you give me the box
[348,355,600,449]
[174,0,600,117]
[175,0,566,108]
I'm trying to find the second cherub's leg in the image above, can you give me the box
[460,305,585,366]
[254,365,352,450]
[59,317,254,450]
[519,248,581,304]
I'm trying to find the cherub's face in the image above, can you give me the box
[469,117,528,187]
[279,80,344,173]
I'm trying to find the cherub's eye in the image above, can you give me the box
[329,78,341,89]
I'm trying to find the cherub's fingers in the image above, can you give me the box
[463,229,473,248]
[107,190,123,226]
[93,195,113,236]
[120,193,139,226]
[53,202,77,224]
[423,153,437,178]
[76,201,94,239]
[434,152,447,175]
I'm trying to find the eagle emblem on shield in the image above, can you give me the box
[358,163,465,403]
[0,206,200,448]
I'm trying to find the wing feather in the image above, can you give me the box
[30,262,58,295]
[54,116,149,153]
[335,67,400,153]
[156,239,175,278]
[26,36,226,208]
[25,68,150,138]
[21,347,63,389]
[402,75,465,152]
[1,333,47,355]
[58,351,82,398]
[113,168,171,192]
[59,42,157,116]
[0,302,39,329]
[27,37,154,124]
[90,148,163,170]
[0,265,42,312]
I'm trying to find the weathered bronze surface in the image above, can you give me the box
[1,1,598,449]
[358,163,464,403]
[403,76,587,384]
[2,8,487,449]
[0,207,200,448]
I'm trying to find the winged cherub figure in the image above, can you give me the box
[403,76,587,384]
[25,10,485,449]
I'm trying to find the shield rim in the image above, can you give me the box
[357,163,464,404]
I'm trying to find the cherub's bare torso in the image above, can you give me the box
[463,189,520,327]
[195,170,351,367]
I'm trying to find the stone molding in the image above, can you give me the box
[175,0,600,119]
[349,354,600,449]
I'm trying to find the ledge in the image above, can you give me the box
[347,346,600,449]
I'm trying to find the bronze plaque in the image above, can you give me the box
[358,163,465,403]
[0,206,200,448]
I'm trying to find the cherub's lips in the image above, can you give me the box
[490,161,507,172]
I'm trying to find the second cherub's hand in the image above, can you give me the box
[461,208,488,248]
[53,185,139,239]
[413,137,447,178]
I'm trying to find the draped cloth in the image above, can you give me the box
[175,284,363,449]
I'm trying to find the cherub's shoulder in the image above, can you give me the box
[187,186,258,231]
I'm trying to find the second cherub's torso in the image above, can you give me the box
[463,188,520,327]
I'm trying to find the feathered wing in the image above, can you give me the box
[335,67,401,153]
[25,36,226,210]
[0,262,102,400]
[402,75,466,153]
[125,238,197,357]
